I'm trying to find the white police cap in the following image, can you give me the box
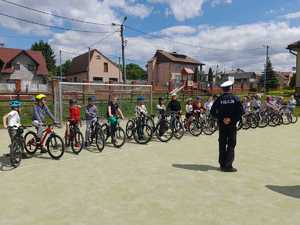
[221,80,234,88]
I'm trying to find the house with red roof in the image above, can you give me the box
[0,47,48,93]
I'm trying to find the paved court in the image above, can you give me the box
[0,123,299,225]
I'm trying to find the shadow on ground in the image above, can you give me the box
[266,185,300,199]
[172,164,219,172]
[0,154,14,171]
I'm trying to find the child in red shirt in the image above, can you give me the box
[65,99,81,145]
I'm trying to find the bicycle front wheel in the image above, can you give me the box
[96,129,105,152]
[47,135,65,160]
[155,120,173,142]
[10,140,23,168]
[125,120,135,139]
[188,120,203,137]
[71,131,84,154]
[133,124,153,144]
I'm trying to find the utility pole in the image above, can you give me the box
[264,45,270,93]
[59,50,62,81]
[113,16,127,83]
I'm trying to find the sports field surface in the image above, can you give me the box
[0,122,299,225]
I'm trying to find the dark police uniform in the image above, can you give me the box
[210,92,244,170]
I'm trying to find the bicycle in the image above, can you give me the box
[24,123,65,160]
[101,117,126,148]
[168,111,185,139]
[184,111,203,137]
[9,125,30,168]
[150,111,173,142]
[65,120,84,154]
[125,113,153,144]
[86,117,105,152]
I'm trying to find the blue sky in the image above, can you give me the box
[1,0,300,71]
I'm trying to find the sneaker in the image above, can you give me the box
[222,167,237,173]
[40,147,47,154]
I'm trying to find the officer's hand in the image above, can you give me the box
[223,117,231,125]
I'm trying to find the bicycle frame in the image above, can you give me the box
[39,125,55,147]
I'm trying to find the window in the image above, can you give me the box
[27,64,35,71]
[14,64,20,71]
[104,63,108,72]
[96,55,101,60]
[109,78,118,83]
[93,77,103,83]
[74,77,78,82]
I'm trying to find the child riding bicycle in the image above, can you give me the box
[85,96,98,148]
[3,100,22,155]
[135,96,148,140]
[107,96,124,143]
[65,99,81,146]
[32,94,57,147]
[156,97,166,116]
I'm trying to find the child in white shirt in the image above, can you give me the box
[135,96,148,117]
[3,100,21,144]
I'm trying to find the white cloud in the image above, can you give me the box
[281,11,300,20]
[211,0,232,7]
[49,21,300,72]
[0,0,152,36]
[150,0,206,21]
[160,26,197,36]
[151,0,232,21]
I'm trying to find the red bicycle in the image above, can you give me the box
[24,123,65,160]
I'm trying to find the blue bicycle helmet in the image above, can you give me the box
[137,96,145,101]
[9,100,21,108]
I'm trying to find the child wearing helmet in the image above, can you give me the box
[32,94,56,142]
[135,96,148,117]
[3,100,22,145]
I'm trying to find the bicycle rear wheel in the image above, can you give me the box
[24,131,38,155]
[10,140,22,168]
[101,124,110,142]
[47,134,65,160]
[71,130,84,154]
[113,127,126,148]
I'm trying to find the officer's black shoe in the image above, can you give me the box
[222,167,237,172]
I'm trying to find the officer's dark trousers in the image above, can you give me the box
[218,123,237,168]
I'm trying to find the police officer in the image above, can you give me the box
[210,80,244,172]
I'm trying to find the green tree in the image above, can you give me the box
[261,58,279,91]
[126,63,146,80]
[56,60,72,77]
[31,40,56,77]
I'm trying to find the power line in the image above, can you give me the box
[0,0,112,26]
[0,12,114,34]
